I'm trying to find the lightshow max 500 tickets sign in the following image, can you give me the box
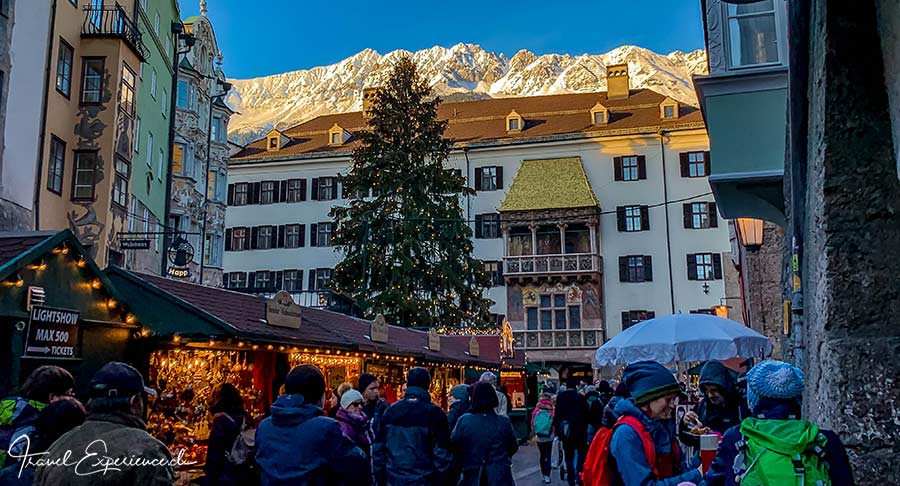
[24,306,81,358]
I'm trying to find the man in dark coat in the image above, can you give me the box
[450,382,518,486]
[254,365,370,485]
[682,361,750,435]
[373,367,452,486]
[553,376,589,485]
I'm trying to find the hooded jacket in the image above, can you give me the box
[0,397,44,468]
[704,397,854,486]
[608,399,703,486]
[451,412,518,486]
[336,408,370,454]
[694,362,750,435]
[372,386,452,486]
[254,394,370,486]
[553,388,588,443]
[447,397,470,433]
[33,411,174,486]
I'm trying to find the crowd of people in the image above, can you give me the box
[0,358,856,485]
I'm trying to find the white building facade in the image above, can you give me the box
[226,72,731,370]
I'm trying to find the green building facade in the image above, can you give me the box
[128,0,182,274]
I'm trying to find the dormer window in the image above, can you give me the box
[266,129,288,152]
[268,137,278,149]
[328,123,349,146]
[590,102,609,125]
[660,98,679,120]
[506,110,523,133]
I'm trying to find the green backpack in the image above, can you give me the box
[533,409,553,437]
[734,418,831,486]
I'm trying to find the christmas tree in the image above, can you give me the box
[330,55,494,330]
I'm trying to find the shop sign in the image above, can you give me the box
[24,306,80,358]
[468,336,480,357]
[266,291,302,329]
[120,239,151,250]
[427,329,441,351]
[370,314,389,343]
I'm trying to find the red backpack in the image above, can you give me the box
[581,415,679,486]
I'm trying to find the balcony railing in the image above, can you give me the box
[513,329,602,350]
[503,252,600,276]
[82,3,147,61]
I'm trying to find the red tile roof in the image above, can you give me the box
[0,232,57,269]
[128,271,518,367]
[231,89,704,162]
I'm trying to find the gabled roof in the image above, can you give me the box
[231,89,705,162]
[0,231,57,271]
[499,157,600,212]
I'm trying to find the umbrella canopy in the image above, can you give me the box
[594,313,772,367]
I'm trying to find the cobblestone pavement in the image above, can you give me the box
[512,439,574,486]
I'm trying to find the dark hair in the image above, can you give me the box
[210,383,245,414]
[36,397,86,448]
[566,375,580,389]
[470,382,499,413]
[285,365,326,405]
[20,366,75,403]
[614,381,630,398]
[407,367,431,390]
[597,380,613,395]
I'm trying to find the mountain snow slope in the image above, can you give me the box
[227,43,707,145]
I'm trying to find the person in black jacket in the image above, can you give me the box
[602,382,630,428]
[451,382,518,486]
[447,384,470,433]
[681,361,750,435]
[373,367,452,486]
[205,383,253,486]
[553,376,589,485]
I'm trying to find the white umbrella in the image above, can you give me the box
[594,313,772,367]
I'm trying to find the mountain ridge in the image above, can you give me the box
[226,43,708,145]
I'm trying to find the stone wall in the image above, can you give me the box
[742,222,785,358]
[801,0,900,481]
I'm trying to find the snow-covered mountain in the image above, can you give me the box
[227,44,708,145]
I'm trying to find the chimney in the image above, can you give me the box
[362,87,379,119]
[606,63,630,100]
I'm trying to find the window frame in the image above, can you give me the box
[71,150,98,201]
[622,310,655,330]
[260,181,275,204]
[233,182,249,206]
[313,268,333,291]
[285,224,302,248]
[316,222,334,247]
[119,63,136,118]
[531,292,581,330]
[176,79,190,109]
[687,152,708,178]
[690,203,712,229]
[481,166,498,191]
[723,0,786,70]
[231,227,248,251]
[286,178,304,202]
[625,255,646,283]
[79,57,105,105]
[47,136,66,195]
[56,38,74,98]
[621,156,640,181]
[228,272,247,289]
[624,206,643,232]
[257,225,274,250]
[111,156,130,209]
[484,261,502,286]
[283,269,302,291]
[695,253,714,280]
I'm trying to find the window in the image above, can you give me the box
[260,181,275,204]
[72,151,97,201]
[530,293,581,330]
[311,268,333,291]
[157,148,164,179]
[283,270,302,291]
[475,166,502,191]
[684,202,718,229]
[619,255,653,282]
[80,58,104,104]
[663,105,675,119]
[150,68,157,98]
[165,36,171,57]
[119,64,136,116]
[313,177,337,200]
[508,118,519,131]
[146,132,153,167]
[253,271,272,290]
[726,0,780,68]
[475,213,501,239]
[153,11,160,34]
[617,205,649,232]
[161,90,167,117]
[177,80,190,108]
[230,227,248,251]
[614,155,646,181]
[204,234,222,267]
[680,151,710,178]
[47,137,66,195]
[112,157,129,208]
[208,170,227,202]
[622,310,655,330]
[286,179,305,202]
[228,272,247,289]
[687,253,723,281]
[257,226,274,250]
[593,111,605,124]
[215,170,227,201]
[484,261,503,286]
[233,182,249,205]
[211,116,224,142]
[56,39,73,97]
[284,224,303,248]
[311,222,333,247]
[135,117,140,153]
[330,132,340,144]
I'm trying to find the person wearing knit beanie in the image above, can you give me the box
[340,389,365,411]
[745,359,804,414]
[622,360,683,406]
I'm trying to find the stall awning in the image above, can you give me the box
[499,157,599,212]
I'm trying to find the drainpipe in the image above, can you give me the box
[658,131,676,314]
[33,0,58,230]
[162,23,190,276]
[787,0,810,368]
[463,146,472,222]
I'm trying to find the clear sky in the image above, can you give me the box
[182,0,705,80]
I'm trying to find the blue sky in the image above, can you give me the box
[182,0,705,79]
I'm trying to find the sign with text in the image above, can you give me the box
[468,336,480,357]
[24,306,80,358]
[266,291,302,329]
[370,314,389,343]
[120,239,151,250]
[427,329,441,352]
